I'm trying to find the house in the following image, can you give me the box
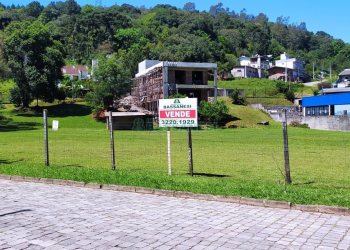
[302,92,350,116]
[337,69,350,87]
[105,111,153,130]
[91,59,98,77]
[267,66,294,81]
[132,60,218,112]
[234,54,272,78]
[338,69,350,82]
[231,66,258,78]
[271,52,305,82]
[321,87,350,95]
[62,65,89,80]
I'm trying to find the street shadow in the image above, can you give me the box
[191,173,230,178]
[0,209,32,217]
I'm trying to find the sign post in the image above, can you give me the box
[43,109,49,166]
[187,127,193,176]
[167,128,171,176]
[159,98,198,176]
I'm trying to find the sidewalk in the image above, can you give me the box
[0,179,349,249]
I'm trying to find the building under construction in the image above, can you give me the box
[132,60,218,113]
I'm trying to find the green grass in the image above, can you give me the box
[1,102,350,207]
[211,78,314,105]
[221,97,279,128]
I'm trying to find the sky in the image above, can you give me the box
[2,0,349,43]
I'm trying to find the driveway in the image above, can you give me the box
[0,179,349,249]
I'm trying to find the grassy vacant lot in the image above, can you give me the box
[0,102,349,207]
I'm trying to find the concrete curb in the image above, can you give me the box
[1,174,349,216]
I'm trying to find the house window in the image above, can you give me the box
[305,106,328,116]
[175,70,186,84]
[192,71,203,84]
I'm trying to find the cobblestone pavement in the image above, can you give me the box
[0,180,349,250]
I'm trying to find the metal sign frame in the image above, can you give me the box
[158,98,198,128]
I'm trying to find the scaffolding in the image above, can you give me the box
[132,67,163,113]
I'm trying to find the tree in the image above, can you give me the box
[86,54,131,111]
[209,3,224,16]
[0,31,10,79]
[334,44,350,71]
[4,21,64,108]
[25,1,43,18]
[114,28,144,51]
[63,0,81,15]
[183,2,196,12]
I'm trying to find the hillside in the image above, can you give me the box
[0,1,349,81]
[221,97,278,128]
[214,78,314,106]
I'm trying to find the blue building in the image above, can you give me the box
[302,92,350,116]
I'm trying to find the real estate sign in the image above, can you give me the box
[159,98,198,128]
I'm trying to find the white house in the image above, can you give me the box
[232,54,272,78]
[274,52,304,81]
[338,69,350,87]
[231,66,258,78]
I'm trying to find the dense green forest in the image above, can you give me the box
[0,1,349,108]
[1,1,349,74]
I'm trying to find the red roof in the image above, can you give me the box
[62,65,88,76]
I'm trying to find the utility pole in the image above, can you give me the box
[285,63,287,83]
[330,63,332,84]
[312,62,315,80]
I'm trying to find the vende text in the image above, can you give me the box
[159,110,196,119]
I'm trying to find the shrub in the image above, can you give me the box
[284,89,295,102]
[312,88,319,96]
[289,121,309,128]
[276,81,299,98]
[55,87,67,102]
[199,100,229,124]
[167,93,187,99]
[276,81,289,94]
[230,88,246,105]
[318,82,332,90]
[9,87,24,107]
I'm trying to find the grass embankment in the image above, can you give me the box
[0,102,349,207]
[213,78,314,106]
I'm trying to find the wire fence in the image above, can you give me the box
[1,118,350,192]
[0,110,350,196]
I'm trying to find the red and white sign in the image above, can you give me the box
[159,98,198,127]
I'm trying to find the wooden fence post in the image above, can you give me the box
[109,111,116,171]
[282,109,292,184]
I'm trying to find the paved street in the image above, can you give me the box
[0,180,349,250]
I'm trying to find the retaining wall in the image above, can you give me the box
[250,104,350,131]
